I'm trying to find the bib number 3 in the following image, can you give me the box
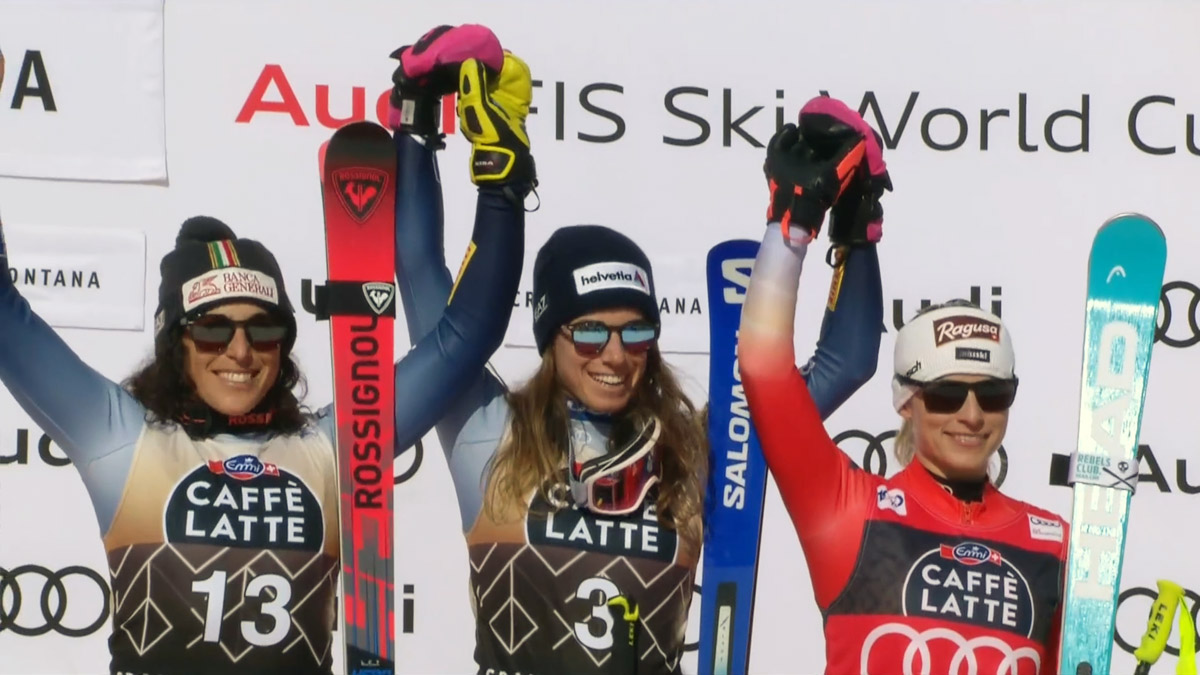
[574,577,621,650]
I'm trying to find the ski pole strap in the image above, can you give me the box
[1134,580,1185,672]
[1179,594,1197,675]
[309,280,397,321]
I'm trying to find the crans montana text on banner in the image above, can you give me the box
[5,223,146,331]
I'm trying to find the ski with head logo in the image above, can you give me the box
[1056,214,1166,675]
[318,121,398,675]
[698,239,765,675]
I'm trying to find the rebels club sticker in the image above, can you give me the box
[903,541,1035,637]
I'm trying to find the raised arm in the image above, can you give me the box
[385,36,537,529]
[801,242,882,417]
[737,97,893,607]
[0,218,146,532]
[390,174,523,455]
[391,132,510,456]
[739,228,874,537]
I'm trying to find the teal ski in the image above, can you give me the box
[1058,213,1167,675]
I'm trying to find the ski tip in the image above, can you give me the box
[706,239,760,263]
[317,139,330,181]
[328,120,394,143]
[1099,212,1166,239]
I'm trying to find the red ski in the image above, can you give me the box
[318,121,397,674]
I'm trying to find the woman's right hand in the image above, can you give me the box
[763,96,892,246]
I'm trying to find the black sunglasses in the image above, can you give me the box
[184,314,289,353]
[896,375,1019,414]
[562,320,660,357]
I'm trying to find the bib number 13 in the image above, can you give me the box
[192,570,292,646]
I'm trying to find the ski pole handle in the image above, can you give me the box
[1134,580,1185,674]
[608,595,640,675]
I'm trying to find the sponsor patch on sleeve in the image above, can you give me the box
[876,486,907,516]
[1028,514,1064,542]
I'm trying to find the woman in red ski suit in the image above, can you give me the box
[738,97,1068,675]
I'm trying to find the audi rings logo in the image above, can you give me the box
[1157,281,1200,348]
[1115,585,1200,657]
[860,623,1040,675]
[833,429,1009,489]
[0,565,110,637]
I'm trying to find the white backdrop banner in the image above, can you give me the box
[0,0,166,182]
[1,0,1200,673]
[5,223,147,331]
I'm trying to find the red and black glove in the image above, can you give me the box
[764,96,891,246]
[806,99,893,248]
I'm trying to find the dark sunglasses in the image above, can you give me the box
[184,314,289,353]
[897,375,1019,414]
[562,320,660,357]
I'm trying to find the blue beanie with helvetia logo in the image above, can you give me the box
[531,224,660,354]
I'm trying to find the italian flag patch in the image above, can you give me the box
[207,240,240,269]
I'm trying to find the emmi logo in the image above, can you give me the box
[0,46,58,111]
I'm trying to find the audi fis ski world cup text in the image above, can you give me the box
[236,68,1200,156]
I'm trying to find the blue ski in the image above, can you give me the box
[699,239,764,675]
[1058,214,1167,675]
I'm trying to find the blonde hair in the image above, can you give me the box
[893,418,916,467]
[893,415,1001,483]
[484,345,707,548]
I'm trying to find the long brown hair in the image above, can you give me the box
[123,327,310,437]
[485,345,708,548]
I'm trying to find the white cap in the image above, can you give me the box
[891,301,1016,411]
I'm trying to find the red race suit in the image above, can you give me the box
[738,228,1068,675]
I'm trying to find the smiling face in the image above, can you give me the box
[552,308,651,414]
[900,374,1011,481]
[182,302,284,416]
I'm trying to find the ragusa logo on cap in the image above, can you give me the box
[573,261,651,296]
[932,315,1001,346]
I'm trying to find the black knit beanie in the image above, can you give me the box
[531,225,659,354]
[153,216,296,351]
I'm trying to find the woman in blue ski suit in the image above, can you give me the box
[387,25,889,675]
[0,97,525,674]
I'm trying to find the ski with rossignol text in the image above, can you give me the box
[699,239,765,675]
[1056,213,1166,675]
[318,121,398,675]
